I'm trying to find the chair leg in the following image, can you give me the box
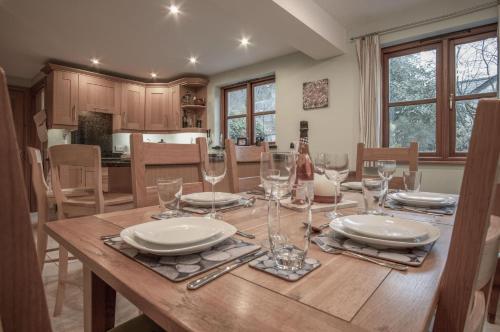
[54,246,69,316]
[36,199,49,272]
[488,261,500,323]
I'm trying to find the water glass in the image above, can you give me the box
[403,170,422,192]
[361,178,384,214]
[260,152,295,199]
[201,151,227,218]
[268,183,312,271]
[157,178,183,217]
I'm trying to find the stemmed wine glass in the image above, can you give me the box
[202,151,227,219]
[318,153,349,220]
[260,152,295,199]
[376,160,397,215]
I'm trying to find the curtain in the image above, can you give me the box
[355,35,382,148]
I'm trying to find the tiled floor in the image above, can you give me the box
[34,216,500,332]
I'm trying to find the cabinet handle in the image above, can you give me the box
[449,93,454,110]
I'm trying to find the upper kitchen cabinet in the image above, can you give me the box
[121,83,145,130]
[145,86,179,130]
[47,70,78,127]
[78,74,121,114]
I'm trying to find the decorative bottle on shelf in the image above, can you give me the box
[182,112,188,128]
[291,121,314,204]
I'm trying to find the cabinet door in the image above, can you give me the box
[59,165,85,188]
[145,87,169,130]
[52,71,78,126]
[167,85,181,130]
[121,83,145,130]
[78,74,121,114]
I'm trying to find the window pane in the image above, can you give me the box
[253,82,276,113]
[389,50,436,103]
[389,103,436,152]
[227,117,247,140]
[456,99,479,152]
[254,114,276,142]
[227,88,247,116]
[455,37,498,96]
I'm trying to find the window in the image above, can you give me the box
[382,24,497,162]
[222,76,276,143]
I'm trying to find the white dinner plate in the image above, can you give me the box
[341,214,429,241]
[330,216,440,249]
[342,182,362,191]
[181,192,241,207]
[120,217,237,255]
[389,192,456,207]
[133,218,223,246]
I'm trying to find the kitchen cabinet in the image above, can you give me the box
[145,87,170,130]
[48,70,78,126]
[145,85,181,130]
[121,83,145,130]
[79,74,121,114]
[60,166,108,192]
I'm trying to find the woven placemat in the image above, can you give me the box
[104,236,260,282]
[313,233,434,267]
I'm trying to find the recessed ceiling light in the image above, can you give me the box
[189,56,198,64]
[150,72,157,78]
[239,37,251,47]
[168,4,180,15]
[90,58,100,65]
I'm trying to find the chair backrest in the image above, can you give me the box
[355,142,418,188]
[130,133,209,208]
[225,139,269,193]
[434,99,500,331]
[27,146,49,203]
[48,144,104,216]
[0,67,52,331]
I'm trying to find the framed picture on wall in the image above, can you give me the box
[236,137,248,146]
[303,78,329,110]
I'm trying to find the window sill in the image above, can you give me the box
[418,158,466,165]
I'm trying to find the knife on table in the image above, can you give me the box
[187,249,267,290]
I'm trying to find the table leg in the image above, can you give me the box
[83,266,116,332]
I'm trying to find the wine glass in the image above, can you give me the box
[321,153,349,220]
[202,151,227,219]
[376,160,397,215]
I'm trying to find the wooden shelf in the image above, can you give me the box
[181,104,206,110]
[177,127,207,133]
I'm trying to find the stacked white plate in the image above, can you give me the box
[330,214,440,248]
[120,217,237,255]
[181,192,241,207]
[389,192,456,208]
[342,182,362,191]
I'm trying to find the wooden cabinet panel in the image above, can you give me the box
[121,83,145,130]
[59,165,85,188]
[168,85,181,130]
[79,74,121,114]
[51,71,78,126]
[145,87,169,130]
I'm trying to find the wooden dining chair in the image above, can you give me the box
[130,133,209,208]
[0,67,53,331]
[225,139,269,193]
[355,141,418,189]
[49,144,134,316]
[433,99,500,331]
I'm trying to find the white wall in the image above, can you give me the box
[207,8,497,194]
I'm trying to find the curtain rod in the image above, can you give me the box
[350,1,498,40]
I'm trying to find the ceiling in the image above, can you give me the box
[0,0,494,83]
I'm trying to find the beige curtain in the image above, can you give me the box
[355,35,382,148]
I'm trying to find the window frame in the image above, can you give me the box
[221,75,276,144]
[382,24,497,163]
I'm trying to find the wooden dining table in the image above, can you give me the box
[45,191,455,332]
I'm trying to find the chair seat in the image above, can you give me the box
[64,193,134,207]
[47,187,94,198]
[107,314,164,332]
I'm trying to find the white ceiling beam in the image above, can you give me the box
[210,0,348,60]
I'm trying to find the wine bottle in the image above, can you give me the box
[291,121,314,204]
